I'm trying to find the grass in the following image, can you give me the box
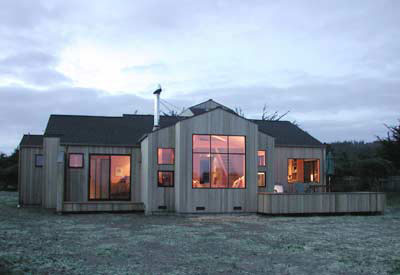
[0,191,400,274]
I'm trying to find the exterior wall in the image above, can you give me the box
[141,125,176,214]
[274,146,326,192]
[257,132,275,193]
[175,108,258,213]
[19,147,43,205]
[63,146,141,203]
[43,137,60,208]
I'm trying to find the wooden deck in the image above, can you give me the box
[62,201,144,213]
[257,192,385,215]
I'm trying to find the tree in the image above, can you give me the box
[234,107,245,117]
[378,120,400,171]
[261,104,289,121]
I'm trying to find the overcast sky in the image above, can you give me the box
[1,0,399,154]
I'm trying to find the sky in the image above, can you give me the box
[1,0,399,154]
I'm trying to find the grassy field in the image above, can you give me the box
[1,192,400,274]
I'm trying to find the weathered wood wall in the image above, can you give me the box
[62,201,144,212]
[63,146,141,203]
[257,192,385,215]
[257,132,275,193]
[175,108,258,213]
[274,146,326,191]
[19,147,43,205]
[43,137,60,208]
[141,126,176,214]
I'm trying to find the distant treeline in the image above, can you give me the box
[0,150,18,190]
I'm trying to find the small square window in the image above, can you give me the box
[258,172,266,187]
[158,171,174,187]
[69,154,84,168]
[35,154,44,167]
[158,148,174,164]
[258,150,266,166]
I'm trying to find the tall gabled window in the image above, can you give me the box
[158,148,174,165]
[192,135,246,189]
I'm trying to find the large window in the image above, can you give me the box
[89,155,131,200]
[69,153,84,168]
[158,148,174,164]
[258,150,266,166]
[288,158,320,183]
[192,135,245,189]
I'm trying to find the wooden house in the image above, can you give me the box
[19,91,328,214]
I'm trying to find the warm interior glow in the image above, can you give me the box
[69,154,83,168]
[258,172,266,187]
[158,148,175,164]
[288,158,320,183]
[89,155,131,200]
[258,150,266,166]
[192,135,245,189]
[158,171,174,187]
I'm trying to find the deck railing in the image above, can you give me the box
[257,192,385,215]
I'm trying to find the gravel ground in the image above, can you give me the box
[1,191,400,275]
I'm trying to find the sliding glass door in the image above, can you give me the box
[89,155,131,200]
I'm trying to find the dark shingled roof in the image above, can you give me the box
[44,114,180,146]
[42,105,323,147]
[252,120,323,147]
[20,135,43,147]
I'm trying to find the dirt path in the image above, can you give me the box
[1,192,399,274]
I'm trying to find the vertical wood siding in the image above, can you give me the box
[19,147,43,205]
[257,132,275,193]
[63,146,141,203]
[175,108,258,213]
[141,126,176,214]
[43,137,60,208]
[274,146,326,192]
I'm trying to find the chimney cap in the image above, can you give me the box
[153,85,162,95]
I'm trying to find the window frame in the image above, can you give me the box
[157,170,174,187]
[68,153,84,169]
[157,148,175,165]
[257,150,266,166]
[88,154,132,201]
[35,154,44,168]
[287,158,320,183]
[192,134,246,189]
[257,172,266,187]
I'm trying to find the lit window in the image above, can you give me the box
[258,150,266,166]
[158,148,174,164]
[288,158,320,183]
[258,172,266,187]
[89,155,131,200]
[69,153,83,168]
[192,135,245,189]
[158,171,174,187]
[35,154,44,167]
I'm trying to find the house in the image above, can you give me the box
[18,91,326,214]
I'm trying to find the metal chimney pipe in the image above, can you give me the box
[153,86,162,130]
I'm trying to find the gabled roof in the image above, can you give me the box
[20,135,43,147]
[252,120,323,147]
[42,100,323,147]
[44,114,179,147]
